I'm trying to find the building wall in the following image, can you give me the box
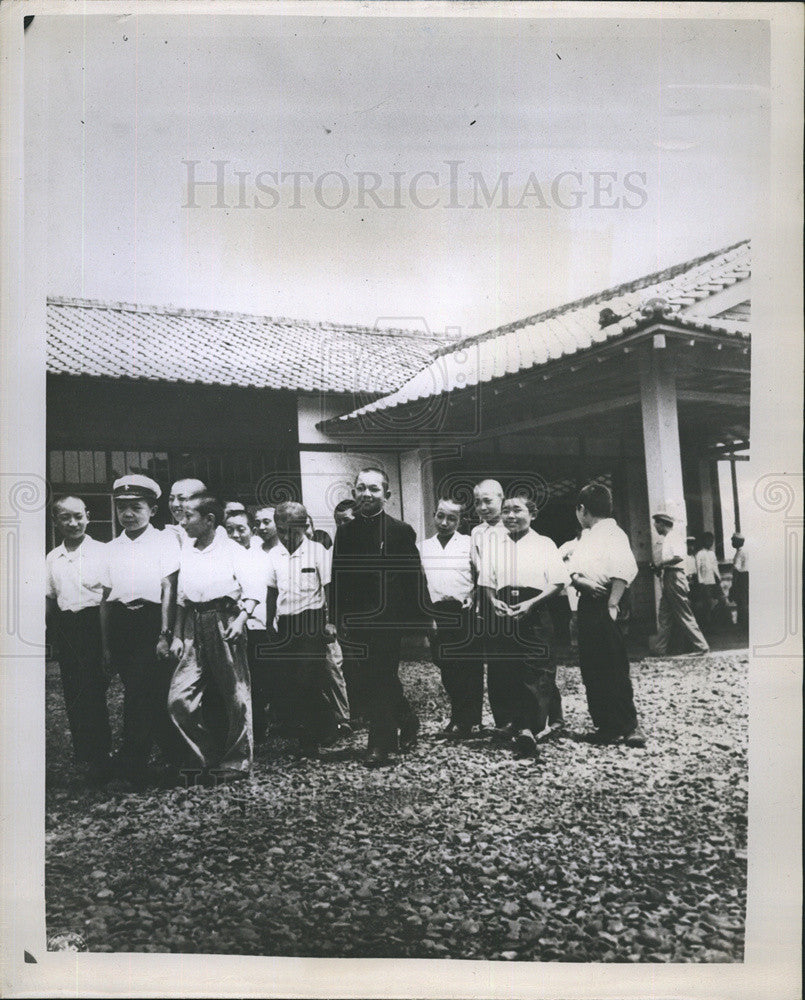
[297,394,403,540]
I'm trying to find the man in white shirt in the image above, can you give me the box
[168,494,260,782]
[46,495,113,783]
[104,475,182,786]
[695,532,723,629]
[730,533,748,629]
[264,501,337,758]
[470,479,510,730]
[651,513,709,656]
[479,494,570,760]
[419,499,483,739]
[569,483,645,747]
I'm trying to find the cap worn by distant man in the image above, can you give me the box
[650,511,709,657]
[105,475,183,785]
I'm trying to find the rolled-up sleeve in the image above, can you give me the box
[606,532,638,586]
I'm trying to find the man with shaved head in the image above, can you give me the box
[166,478,207,544]
[471,479,511,733]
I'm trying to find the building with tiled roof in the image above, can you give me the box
[317,240,751,634]
[46,241,750,637]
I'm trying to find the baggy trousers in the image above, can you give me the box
[429,599,483,729]
[247,627,274,743]
[577,593,638,736]
[323,638,351,726]
[108,601,180,774]
[275,607,334,749]
[347,628,418,754]
[655,569,710,655]
[489,595,560,737]
[52,607,111,768]
[169,602,253,773]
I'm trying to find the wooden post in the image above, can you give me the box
[730,455,741,533]
[639,339,687,618]
[698,458,716,534]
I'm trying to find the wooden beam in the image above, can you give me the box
[677,390,749,407]
[468,394,641,444]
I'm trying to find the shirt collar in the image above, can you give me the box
[119,524,156,543]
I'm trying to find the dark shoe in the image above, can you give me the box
[513,729,537,759]
[581,729,620,745]
[491,723,516,744]
[456,725,485,741]
[336,722,353,740]
[623,728,647,748]
[296,745,321,760]
[365,748,393,768]
[435,723,461,741]
[399,719,420,752]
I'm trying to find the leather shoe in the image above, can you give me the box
[435,723,461,741]
[623,727,647,748]
[513,729,538,758]
[365,748,392,768]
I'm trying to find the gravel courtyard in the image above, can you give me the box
[45,650,748,962]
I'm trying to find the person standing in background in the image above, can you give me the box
[650,513,709,656]
[730,533,749,630]
[46,495,113,785]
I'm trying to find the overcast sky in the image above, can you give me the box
[27,11,768,337]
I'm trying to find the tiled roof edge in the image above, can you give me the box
[431,238,751,359]
[46,296,449,342]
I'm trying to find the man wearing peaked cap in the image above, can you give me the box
[103,472,184,787]
[112,474,162,502]
[650,511,709,657]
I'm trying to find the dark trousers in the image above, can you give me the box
[348,628,418,753]
[732,570,749,628]
[275,608,334,749]
[247,627,274,743]
[341,650,370,722]
[53,607,111,768]
[429,600,483,729]
[577,593,638,736]
[108,601,182,773]
[488,594,560,736]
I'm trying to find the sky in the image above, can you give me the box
[26,10,768,338]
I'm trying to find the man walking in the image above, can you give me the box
[651,512,709,656]
[331,468,428,767]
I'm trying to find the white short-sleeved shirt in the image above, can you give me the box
[684,554,697,577]
[418,532,473,604]
[558,532,586,611]
[46,536,111,612]
[733,546,748,573]
[659,529,687,567]
[107,525,181,605]
[265,538,330,617]
[695,548,720,585]
[244,545,274,629]
[470,520,508,573]
[178,531,262,607]
[478,529,570,594]
[568,518,638,588]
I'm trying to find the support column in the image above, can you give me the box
[698,459,716,534]
[639,339,687,620]
[398,448,435,540]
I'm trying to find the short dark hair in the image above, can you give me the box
[225,509,255,529]
[503,492,537,518]
[275,500,308,524]
[312,528,333,549]
[188,493,224,527]
[577,482,613,518]
[53,494,87,516]
[435,497,463,515]
[356,466,389,491]
[333,498,357,515]
[701,531,715,546]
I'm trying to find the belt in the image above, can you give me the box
[185,596,238,614]
[115,600,159,611]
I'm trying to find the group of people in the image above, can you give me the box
[52,461,743,788]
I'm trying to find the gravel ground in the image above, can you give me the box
[45,651,748,961]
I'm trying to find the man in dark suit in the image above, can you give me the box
[331,467,429,767]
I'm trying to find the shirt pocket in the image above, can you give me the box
[297,567,319,592]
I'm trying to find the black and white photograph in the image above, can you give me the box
[0,2,801,997]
